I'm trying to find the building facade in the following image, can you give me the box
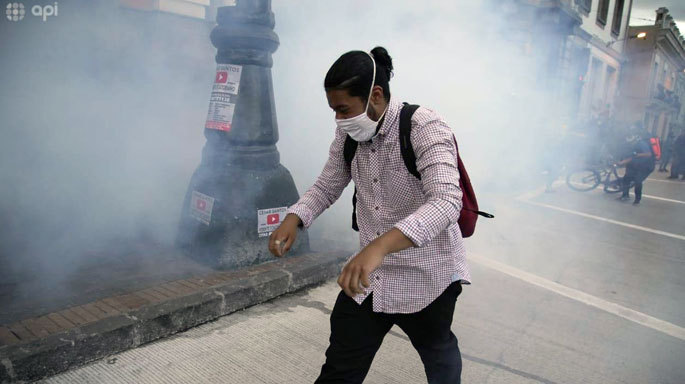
[573,0,633,120]
[616,7,685,139]
[496,0,633,124]
[674,72,685,133]
[120,0,234,21]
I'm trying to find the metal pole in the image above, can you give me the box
[176,0,309,269]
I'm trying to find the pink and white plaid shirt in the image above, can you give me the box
[287,98,470,314]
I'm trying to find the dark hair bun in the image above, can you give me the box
[371,46,393,81]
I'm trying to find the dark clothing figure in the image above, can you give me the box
[621,139,654,204]
[668,133,685,180]
[630,139,655,170]
[315,282,463,384]
[622,166,651,203]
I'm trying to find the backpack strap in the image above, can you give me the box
[452,136,494,220]
[342,135,359,231]
[343,135,358,167]
[399,103,422,180]
[346,103,493,233]
[342,135,360,231]
[351,188,358,231]
[347,103,421,232]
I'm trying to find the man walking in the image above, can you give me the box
[268,47,469,384]
[618,132,655,204]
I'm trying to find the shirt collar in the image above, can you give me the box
[376,97,401,138]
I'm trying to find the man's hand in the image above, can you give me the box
[338,242,387,298]
[268,214,301,257]
[337,228,416,298]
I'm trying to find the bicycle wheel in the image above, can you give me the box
[566,169,601,192]
[604,175,634,194]
[604,178,623,193]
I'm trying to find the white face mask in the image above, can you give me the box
[335,53,386,142]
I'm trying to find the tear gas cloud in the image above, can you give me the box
[272,0,567,247]
[0,0,574,285]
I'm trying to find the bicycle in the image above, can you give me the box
[566,163,634,193]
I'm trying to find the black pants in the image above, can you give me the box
[622,166,652,202]
[659,150,672,171]
[671,156,684,177]
[315,282,463,384]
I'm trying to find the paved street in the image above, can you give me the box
[41,174,685,384]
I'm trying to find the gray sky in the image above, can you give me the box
[631,0,685,28]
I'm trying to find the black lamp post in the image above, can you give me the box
[176,0,309,269]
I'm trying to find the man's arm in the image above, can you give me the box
[339,109,462,297]
[617,142,653,166]
[286,127,352,228]
[393,110,462,248]
[337,227,415,297]
[269,128,352,257]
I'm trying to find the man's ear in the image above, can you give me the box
[371,85,384,104]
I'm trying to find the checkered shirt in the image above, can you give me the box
[287,98,470,314]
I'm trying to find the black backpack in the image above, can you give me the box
[343,103,493,237]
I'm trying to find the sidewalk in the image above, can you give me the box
[41,281,437,384]
[38,278,553,384]
[0,241,215,326]
[0,247,348,383]
[37,258,685,384]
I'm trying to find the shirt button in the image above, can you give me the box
[376,232,381,236]
[373,178,378,183]
[375,276,380,280]
[374,206,379,210]
[371,148,376,153]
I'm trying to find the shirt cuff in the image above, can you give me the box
[394,215,429,248]
[287,203,314,229]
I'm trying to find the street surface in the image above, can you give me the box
[42,175,685,384]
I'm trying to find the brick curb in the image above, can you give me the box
[0,251,348,383]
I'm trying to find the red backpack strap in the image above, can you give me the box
[453,136,494,218]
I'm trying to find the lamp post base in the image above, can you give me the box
[177,151,309,270]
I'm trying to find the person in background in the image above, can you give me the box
[668,131,685,180]
[617,130,655,205]
[659,131,675,172]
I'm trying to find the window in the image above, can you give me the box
[611,0,625,36]
[586,57,603,112]
[603,66,617,106]
[597,0,610,27]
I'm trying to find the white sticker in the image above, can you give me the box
[205,64,242,132]
[189,191,215,225]
[258,207,288,237]
[205,101,235,131]
[212,64,242,95]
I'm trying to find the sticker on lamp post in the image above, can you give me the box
[190,191,215,225]
[258,207,288,237]
[205,64,242,132]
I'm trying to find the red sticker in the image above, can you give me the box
[196,199,207,211]
[215,71,228,83]
[267,214,280,225]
